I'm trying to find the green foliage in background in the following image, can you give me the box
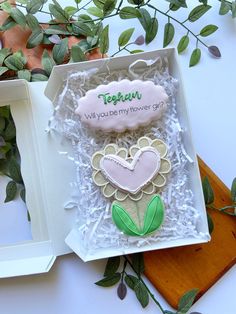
[0,0,235,81]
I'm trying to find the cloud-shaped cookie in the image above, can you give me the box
[75,79,168,132]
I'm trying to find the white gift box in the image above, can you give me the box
[0,48,210,278]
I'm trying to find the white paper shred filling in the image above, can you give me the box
[50,57,208,254]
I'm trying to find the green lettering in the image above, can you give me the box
[98,93,110,104]
[107,96,112,103]
[98,90,142,105]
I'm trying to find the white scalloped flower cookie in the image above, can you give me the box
[91,136,171,201]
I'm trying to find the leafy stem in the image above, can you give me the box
[123,255,166,314]
[208,204,236,216]
[111,42,133,57]
[147,3,209,48]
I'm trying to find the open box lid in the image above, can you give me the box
[0,80,76,277]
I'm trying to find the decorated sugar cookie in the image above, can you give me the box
[91,136,171,236]
[75,79,168,132]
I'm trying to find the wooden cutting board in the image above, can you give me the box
[144,157,236,309]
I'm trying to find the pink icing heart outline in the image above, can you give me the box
[100,147,161,195]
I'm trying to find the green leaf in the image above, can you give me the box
[104,256,120,277]
[49,3,69,22]
[112,202,141,236]
[134,281,149,308]
[17,69,31,81]
[0,106,10,119]
[8,157,22,183]
[64,6,78,16]
[118,28,134,47]
[99,25,109,54]
[124,274,139,290]
[71,45,87,62]
[232,2,236,18]
[128,0,144,4]
[0,117,5,133]
[72,21,94,36]
[26,29,44,48]
[164,311,176,314]
[0,66,8,76]
[87,35,99,47]
[4,181,17,203]
[145,17,158,44]
[17,0,28,4]
[163,22,175,48]
[138,8,151,31]
[231,178,236,202]
[45,25,70,35]
[42,50,56,76]
[93,0,106,9]
[119,6,141,19]
[4,120,16,141]
[169,3,181,11]
[188,4,211,22]
[219,0,230,15]
[103,0,117,16]
[0,2,12,13]
[167,0,187,8]
[130,49,144,54]
[0,142,11,156]
[52,38,68,64]
[78,13,94,22]
[20,187,26,202]
[31,73,48,81]
[202,176,214,204]
[26,0,43,14]
[14,50,27,65]
[207,212,214,234]
[189,48,201,67]
[10,7,27,27]
[95,273,121,287]
[87,6,104,18]
[76,39,90,52]
[177,289,198,313]
[142,194,165,235]
[0,17,17,31]
[177,35,189,53]
[0,48,12,66]
[131,253,144,275]
[200,24,218,37]
[26,14,41,30]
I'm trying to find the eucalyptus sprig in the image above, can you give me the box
[0,0,235,81]
[95,253,199,313]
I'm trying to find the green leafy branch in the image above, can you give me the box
[95,253,199,313]
[0,0,235,80]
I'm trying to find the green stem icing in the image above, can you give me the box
[111,194,165,237]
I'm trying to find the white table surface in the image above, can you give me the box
[0,1,236,313]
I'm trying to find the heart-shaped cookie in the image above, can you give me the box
[100,147,161,195]
[91,136,171,201]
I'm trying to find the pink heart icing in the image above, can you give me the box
[100,147,160,194]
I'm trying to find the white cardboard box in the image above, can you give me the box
[0,48,210,277]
